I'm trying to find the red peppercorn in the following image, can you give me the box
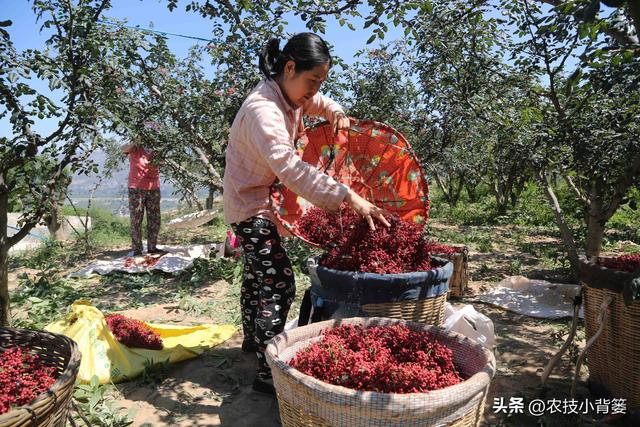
[0,347,57,414]
[289,324,462,393]
[105,314,163,350]
[598,254,640,273]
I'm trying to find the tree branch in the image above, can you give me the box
[563,175,589,205]
[538,0,638,45]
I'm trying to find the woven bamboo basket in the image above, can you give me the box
[307,257,452,327]
[581,258,640,410]
[266,317,496,427]
[436,247,469,298]
[0,327,81,427]
[361,293,447,325]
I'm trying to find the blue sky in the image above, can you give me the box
[1,0,404,138]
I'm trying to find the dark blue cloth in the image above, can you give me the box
[308,257,452,320]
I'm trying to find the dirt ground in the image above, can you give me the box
[8,222,639,426]
[100,289,591,427]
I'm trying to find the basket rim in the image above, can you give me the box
[0,327,81,421]
[309,255,453,280]
[266,317,495,408]
[580,256,639,277]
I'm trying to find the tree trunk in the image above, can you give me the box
[46,204,62,240]
[466,183,479,203]
[206,185,215,210]
[0,180,10,326]
[537,170,581,278]
[0,248,8,327]
[584,184,607,260]
[432,171,456,207]
[447,173,463,208]
[585,216,606,260]
[493,181,509,215]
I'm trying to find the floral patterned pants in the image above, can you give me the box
[128,188,161,253]
[231,217,296,378]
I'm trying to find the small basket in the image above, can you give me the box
[0,327,81,427]
[580,258,640,410]
[436,246,469,298]
[266,317,495,427]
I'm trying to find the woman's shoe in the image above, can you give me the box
[148,248,168,256]
[241,338,258,353]
[252,376,275,395]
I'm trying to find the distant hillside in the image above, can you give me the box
[67,150,205,214]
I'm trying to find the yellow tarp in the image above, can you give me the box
[45,300,237,384]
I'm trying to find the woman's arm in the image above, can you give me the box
[247,101,348,212]
[247,102,389,229]
[303,93,350,134]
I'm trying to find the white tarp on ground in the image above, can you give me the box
[69,243,222,278]
[167,209,220,229]
[473,275,584,319]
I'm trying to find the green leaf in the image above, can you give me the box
[366,34,376,44]
[90,375,100,388]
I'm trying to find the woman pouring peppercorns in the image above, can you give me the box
[223,32,390,394]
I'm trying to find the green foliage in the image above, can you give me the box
[139,358,173,387]
[73,375,134,427]
[10,272,84,329]
[281,238,322,275]
[9,239,65,270]
[172,257,243,324]
[606,187,640,242]
[60,205,131,249]
[176,257,241,287]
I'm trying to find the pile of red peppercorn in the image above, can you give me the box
[598,254,640,273]
[0,347,57,415]
[289,324,461,393]
[105,314,163,350]
[298,206,461,274]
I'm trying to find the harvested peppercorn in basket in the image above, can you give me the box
[105,314,163,350]
[598,254,640,273]
[0,347,57,415]
[297,206,459,275]
[289,324,462,393]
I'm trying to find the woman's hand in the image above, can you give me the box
[344,188,391,231]
[333,112,350,136]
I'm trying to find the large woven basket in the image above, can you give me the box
[266,317,495,426]
[580,258,640,410]
[435,247,469,298]
[0,327,81,427]
[307,258,452,326]
[361,294,447,325]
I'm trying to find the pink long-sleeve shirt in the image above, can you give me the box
[223,78,349,226]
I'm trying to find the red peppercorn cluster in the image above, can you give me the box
[317,215,434,274]
[423,242,464,255]
[598,254,640,273]
[105,314,163,350]
[0,347,57,415]
[289,324,462,393]
[297,204,360,247]
[123,255,161,268]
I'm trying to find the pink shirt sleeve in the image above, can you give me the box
[302,93,345,122]
[245,100,348,212]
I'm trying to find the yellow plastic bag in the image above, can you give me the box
[45,300,237,384]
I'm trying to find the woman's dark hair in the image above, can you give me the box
[259,33,332,79]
